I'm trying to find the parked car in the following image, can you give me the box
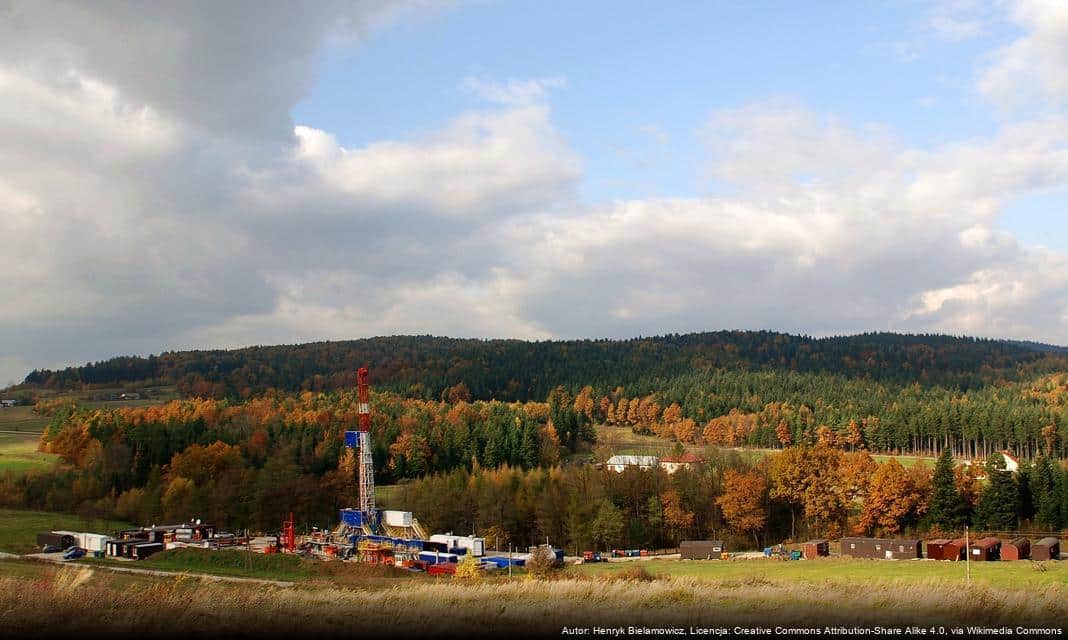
[62,547,86,560]
[41,544,63,553]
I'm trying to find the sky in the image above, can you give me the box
[2,0,1068,385]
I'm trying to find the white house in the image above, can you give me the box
[999,450,1021,473]
[658,452,705,474]
[0,399,16,408]
[604,455,659,472]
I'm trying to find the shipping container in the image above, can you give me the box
[77,533,108,553]
[130,542,164,560]
[680,540,725,560]
[802,540,829,559]
[36,532,74,549]
[840,537,922,560]
[968,537,1001,561]
[1001,538,1030,561]
[924,539,968,561]
[417,551,459,565]
[1032,537,1061,561]
[106,538,128,557]
[383,510,413,527]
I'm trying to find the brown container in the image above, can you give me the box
[679,540,726,560]
[1001,538,1030,561]
[1032,537,1061,561]
[840,537,922,559]
[968,537,1001,561]
[803,539,829,559]
[925,539,952,560]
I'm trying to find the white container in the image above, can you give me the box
[81,533,107,552]
[383,510,413,527]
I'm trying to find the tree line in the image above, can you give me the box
[393,444,1068,552]
[21,331,1063,400]
[0,389,594,532]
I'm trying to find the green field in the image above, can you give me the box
[0,431,56,474]
[569,555,1068,588]
[1,555,1065,636]
[86,548,314,581]
[0,406,49,432]
[594,425,937,467]
[0,508,133,554]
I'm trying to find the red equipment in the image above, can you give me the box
[357,367,370,432]
[281,512,296,553]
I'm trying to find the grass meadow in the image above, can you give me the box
[593,425,937,467]
[0,556,1064,637]
[0,508,132,554]
[0,430,56,475]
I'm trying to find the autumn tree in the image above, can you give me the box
[775,420,792,448]
[860,459,924,535]
[716,469,767,546]
[661,489,695,546]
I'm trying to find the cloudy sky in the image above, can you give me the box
[2,0,1068,384]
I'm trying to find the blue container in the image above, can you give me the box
[344,431,359,448]
[340,509,379,528]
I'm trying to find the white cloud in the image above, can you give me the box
[461,76,567,106]
[979,0,1068,110]
[5,0,1068,386]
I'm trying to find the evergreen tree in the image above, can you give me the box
[927,447,967,529]
[975,453,1017,531]
[1030,456,1060,530]
[519,421,540,470]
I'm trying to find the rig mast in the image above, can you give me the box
[356,367,375,514]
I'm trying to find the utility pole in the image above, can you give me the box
[965,525,971,585]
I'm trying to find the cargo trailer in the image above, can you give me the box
[969,537,1001,561]
[37,532,75,550]
[802,540,829,559]
[130,541,163,560]
[840,537,922,560]
[1001,538,1030,561]
[1032,537,1061,561]
[680,540,725,560]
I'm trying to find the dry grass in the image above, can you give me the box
[0,559,1064,637]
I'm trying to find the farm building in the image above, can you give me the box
[840,537,922,560]
[605,455,659,472]
[802,540,829,559]
[679,540,726,560]
[0,399,16,408]
[969,537,1001,561]
[1001,538,1030,561]
[658,452,705,474]
[1032,538,1061,561]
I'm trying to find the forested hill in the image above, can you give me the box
[20,331,1068,400]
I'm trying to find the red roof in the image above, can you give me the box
[660,452,704,464]
[1001,450,1020,464]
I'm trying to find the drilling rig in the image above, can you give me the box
[340,366,377,535]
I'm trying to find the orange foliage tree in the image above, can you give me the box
[716,469,768,545]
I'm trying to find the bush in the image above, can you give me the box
[525,546,560,579]
[453,555,482,582]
